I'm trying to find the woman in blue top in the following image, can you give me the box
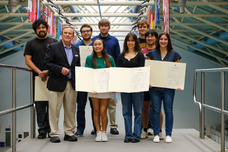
[118,33,145,143]
[85,39,116,142]
[146,32,181,143]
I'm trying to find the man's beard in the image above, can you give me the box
[36,31,47,38]
[83,37,91,41]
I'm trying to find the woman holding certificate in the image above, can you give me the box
[140,30,164,140]
[146,32,181,143]
[118,33,145,143]
[85,39,116,142]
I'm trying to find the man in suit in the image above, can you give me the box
[44,26,80,143]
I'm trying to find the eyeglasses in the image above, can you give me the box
[81,30,91,33]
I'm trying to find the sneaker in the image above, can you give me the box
[75,130,83,137]
[101,132,108,142]
[95,132,102,142]
[159,132,164,140]
[165,136,172,143]
[141,130,148,139]
[147,128,154,136]
[153,135,160,143]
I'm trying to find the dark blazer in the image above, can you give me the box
[44,40,80,92]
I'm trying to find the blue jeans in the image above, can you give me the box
[149,88,175,136]
[76,91,95,132]
[121,92,144,140]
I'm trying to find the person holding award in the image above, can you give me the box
[146,32,182,143]
[85,39,116,142]
[117,33,145,143]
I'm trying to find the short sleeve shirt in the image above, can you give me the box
[146,49,181,62]
[24,37,57,75]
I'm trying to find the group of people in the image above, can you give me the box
[24,18,181,144]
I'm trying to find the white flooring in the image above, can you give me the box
[3,94,221,152]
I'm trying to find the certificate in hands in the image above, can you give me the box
[75,67,150,93]
[35,76,49,101]
[79,46,93,67]
[145,60,186,90]
[108,67,150,92]
[75,67,110,93]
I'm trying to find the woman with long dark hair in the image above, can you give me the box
[147,32,182,143]
[118,33,145,143]
[85,39,116,142]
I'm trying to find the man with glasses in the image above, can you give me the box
[74,24,96,136]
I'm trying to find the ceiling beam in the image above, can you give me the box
[1,22,227,26]
[172,31,228,56]
[208,5,228,14]
[172,17,228,46]
[184,8,228,32]
[40,1,228,6]
[205,48,226,67]
[1,12,227,17]
[0,42,26,55]
[0,19,29,35]
[42,0,154,6]
[53,13,227,18]
[0,31,32,46]
[172,38,227,63]
[172,43,223,67]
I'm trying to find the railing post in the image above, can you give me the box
[220,71,225,152]
[200,72,205,139]
[30,72,35,139]
[12,69,16,152]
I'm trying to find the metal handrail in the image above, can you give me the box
[0,64,35,152]
[193,67,228,152]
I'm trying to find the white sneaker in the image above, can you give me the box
[141,130,148,139]
[165,136,172,143]
[159,132,164,140]
[101,132,108,142]
[153,135,160,143]
[95,132,102,142]
[147,128,154,136]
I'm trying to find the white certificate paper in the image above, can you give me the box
[108,67,150,92]
[79,46,93,67]
[145,60,186,90]
[35,76,49,101]
[75,67,109,93]
[75,67,150,93]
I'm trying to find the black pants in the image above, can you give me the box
[35,101,50,134]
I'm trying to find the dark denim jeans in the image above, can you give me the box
[76,91,95,132]
[149,88,175,136]
[121,92,144,140]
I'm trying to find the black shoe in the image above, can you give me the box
[64,135,78,142]
[91,129,97,135]
[110,128,119,135]
[131,138,140,143]
[50,136,61,143]
[37,133,46,139]
[124,138,132,143]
